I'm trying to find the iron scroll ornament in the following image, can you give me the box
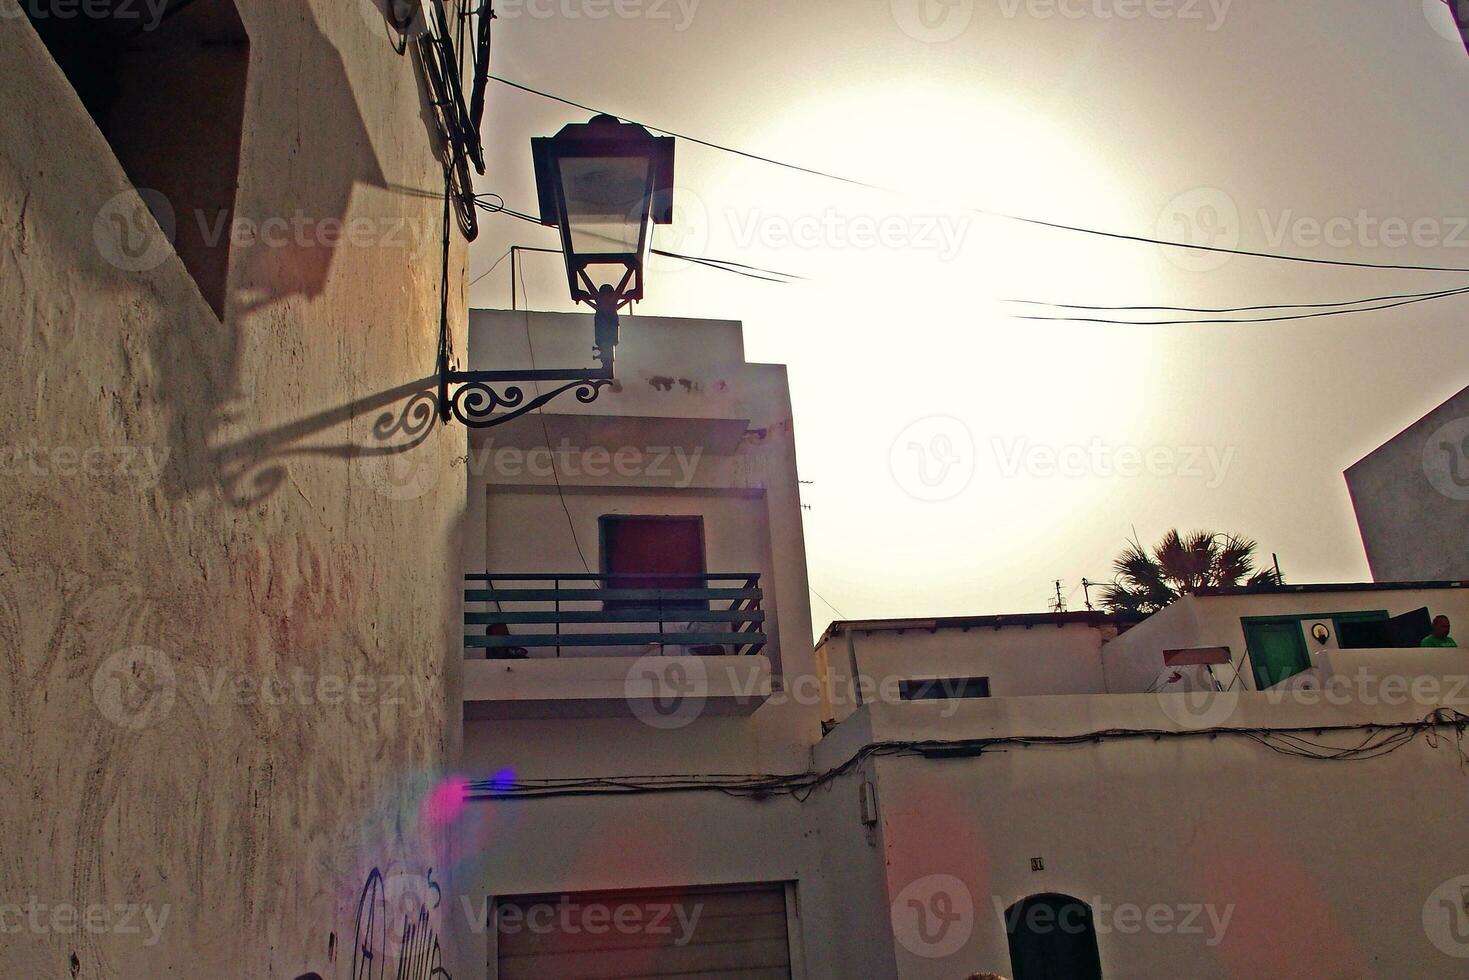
[442,376,614,428]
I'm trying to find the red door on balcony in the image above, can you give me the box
[600,515,706,607]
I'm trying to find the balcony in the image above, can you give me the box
[462,573,773,720]
[466,572,767,657]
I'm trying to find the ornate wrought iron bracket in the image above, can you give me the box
[437,289,624,429]
[439,370,614,429]
[438,363,614,428]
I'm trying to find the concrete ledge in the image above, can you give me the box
[463,654,773,720]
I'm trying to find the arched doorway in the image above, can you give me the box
[1004,893,1103,980]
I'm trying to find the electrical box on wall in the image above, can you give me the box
[859,781,878,828]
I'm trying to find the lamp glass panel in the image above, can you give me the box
[559,155,651,258]
[580,262,633,292]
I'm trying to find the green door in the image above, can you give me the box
[1244,620,1310,688]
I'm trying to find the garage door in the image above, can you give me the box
[494,882,793,979]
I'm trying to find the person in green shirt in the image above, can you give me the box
[1422,615,1458,647]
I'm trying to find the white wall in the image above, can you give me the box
[817,619,1118,724]
[1346,381,1469,581]
[459,576,1469,978]
[855,690,1469,979]
[478,649,1469,980]
[453,779,884,980]
[455,312,832,973]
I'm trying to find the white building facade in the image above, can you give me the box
[451,310,1469,979]
[456,309,846,978]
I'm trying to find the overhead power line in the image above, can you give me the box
[479,193,1468,325]
[489,75,1469,275]
[809,586,849,621]
[1012,285,1469,326]
[491,75,879,190]
[468,246,512,288]
[993,215,1469,275]
[1008,284,1469,315]
[473,196,803,284]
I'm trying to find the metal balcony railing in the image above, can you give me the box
[464,573,766,658]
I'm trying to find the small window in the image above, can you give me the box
[899,676,991,701]
[599,515,707,609]
[26,0,249,318]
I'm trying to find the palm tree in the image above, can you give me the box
[1099,530,1280,614]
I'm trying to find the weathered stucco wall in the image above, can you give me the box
[1,2,467,976]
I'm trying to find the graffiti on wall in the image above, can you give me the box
[295,867,450,980]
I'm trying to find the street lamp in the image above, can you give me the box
[533,113,675,365]
[438,115,675,428]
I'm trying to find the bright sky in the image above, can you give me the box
[466,0,1469,623]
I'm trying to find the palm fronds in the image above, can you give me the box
[1100,529,1280,614]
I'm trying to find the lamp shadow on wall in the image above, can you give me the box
[151,2,464,507]
[206,378,440,508]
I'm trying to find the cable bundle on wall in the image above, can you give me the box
[464,709,1469,804]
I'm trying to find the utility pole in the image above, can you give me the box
[1081,578,1095,612]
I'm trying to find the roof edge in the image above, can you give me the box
[817,610,1144,646]
[816,580,1469,646]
